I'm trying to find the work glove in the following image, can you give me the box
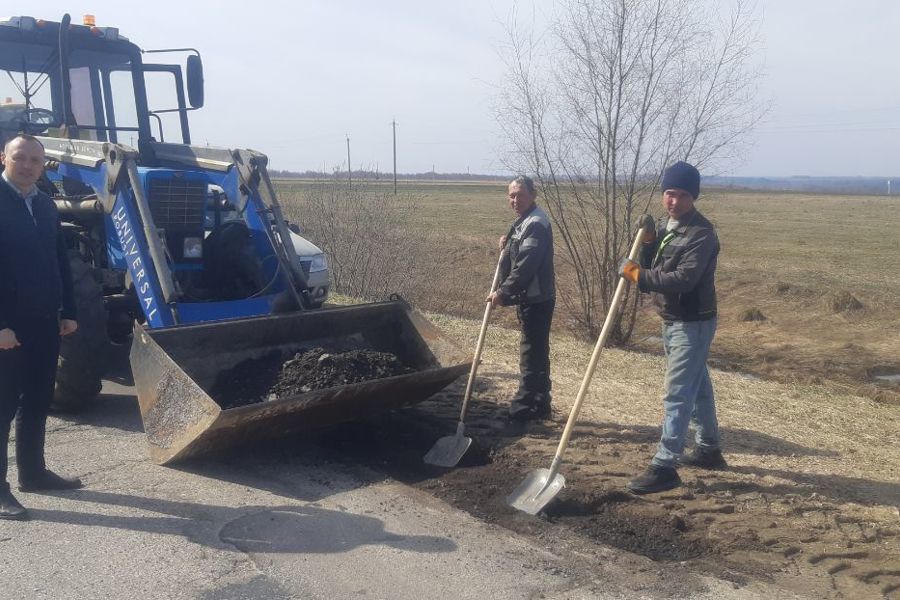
[638,214,656,243]
[619,258,640,284]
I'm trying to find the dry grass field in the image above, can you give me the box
[277,180,900,404]
[276,179,900,598]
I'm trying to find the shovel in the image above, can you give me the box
[507,220,649,514]
[423,252,507,467]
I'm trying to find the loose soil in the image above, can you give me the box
[311,316,900,600]
[210,347,413,409]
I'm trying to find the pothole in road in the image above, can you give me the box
[308,389,899,598]
[313,397,711,563]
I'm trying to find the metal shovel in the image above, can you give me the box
[507,222,648,514]
[424,253,506,467]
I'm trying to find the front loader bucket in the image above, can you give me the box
[130,300,470,464]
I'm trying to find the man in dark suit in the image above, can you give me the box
[0,133,82,520]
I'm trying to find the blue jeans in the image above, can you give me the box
[651,318,720,468]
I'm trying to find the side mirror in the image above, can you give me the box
[186,54,204,108]
[287,221,301,234]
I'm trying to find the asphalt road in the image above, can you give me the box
[0,376,797,600]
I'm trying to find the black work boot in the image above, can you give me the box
[680,446,728,470]
[19,469,83,493]
[626,465,682,494]
[508,399,551,422]
[508,401,536,422]
[508,390,553,422]
[0,482,29,520]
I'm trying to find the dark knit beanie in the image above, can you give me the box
[661,161,700,199]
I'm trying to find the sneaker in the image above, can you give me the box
[19,470,83,493]
[0,483,29,520]
[680,446,728,470]
[626,465,682,494]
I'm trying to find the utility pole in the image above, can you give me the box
[346,135,352,188]
[392,119,398,194]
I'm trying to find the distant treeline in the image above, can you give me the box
[269,169,509,182]
[270,170,900,195]
[706,176,898,196]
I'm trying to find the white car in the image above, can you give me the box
[288,229,330,308]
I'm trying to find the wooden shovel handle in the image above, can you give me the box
[547,226,646,475]
[457,252,506,422]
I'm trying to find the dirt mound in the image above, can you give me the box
[825,291,864,312]
[211,347,414,409]
[740,307,767,322]
[273,348,414,395]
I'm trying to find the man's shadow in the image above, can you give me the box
[26,489,456,555]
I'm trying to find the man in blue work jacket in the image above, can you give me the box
[0,134,82,520]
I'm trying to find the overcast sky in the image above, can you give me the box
[5,1,900,177]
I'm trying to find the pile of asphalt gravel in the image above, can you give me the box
[211,347,414,409]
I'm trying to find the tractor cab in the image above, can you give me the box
[0,14,198,147]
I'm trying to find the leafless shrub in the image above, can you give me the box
[282,180,427,301]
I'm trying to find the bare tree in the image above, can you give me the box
[496,0,763,341]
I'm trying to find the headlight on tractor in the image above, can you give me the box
[309,253,328,273]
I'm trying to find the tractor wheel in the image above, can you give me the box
[52,252,110,412]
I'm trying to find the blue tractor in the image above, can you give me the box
[0,14,469,463]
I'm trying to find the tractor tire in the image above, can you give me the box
[52,252,110,412]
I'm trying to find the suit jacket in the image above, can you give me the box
[0,177,76,330]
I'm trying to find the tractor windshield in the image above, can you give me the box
[0,41,142,144]
[1,17,199,148]
[0,41,62,136]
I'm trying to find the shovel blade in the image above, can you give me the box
[506,468,566,515]
[423,433,473,467]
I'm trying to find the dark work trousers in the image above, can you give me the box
[0,316,60,483]
[514,298,555,404]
